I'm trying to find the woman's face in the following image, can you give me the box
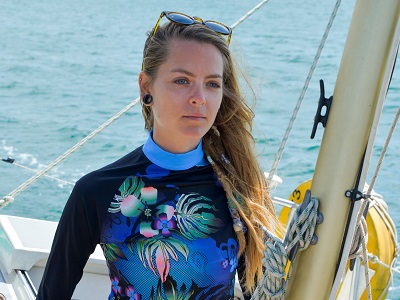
[140,38,224,154]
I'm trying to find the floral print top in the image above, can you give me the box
[37,135,240,300]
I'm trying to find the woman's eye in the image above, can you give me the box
[175,78,188,84]
[208,82,221,88]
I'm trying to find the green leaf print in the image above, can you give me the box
[100,243,127,262]
[149,277,195,300]
[175,193,224,240]
[118,176,145,198]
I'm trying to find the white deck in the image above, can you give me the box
[0,215,109,299]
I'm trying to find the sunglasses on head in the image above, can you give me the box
[151,11,232,45]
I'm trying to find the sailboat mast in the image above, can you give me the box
[285,0,400,299]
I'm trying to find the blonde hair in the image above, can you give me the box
[141,21,281,293]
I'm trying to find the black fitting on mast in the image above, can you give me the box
[2,157,15,164]
[344,189,370,202]
[311,79,333,139]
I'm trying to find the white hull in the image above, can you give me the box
[0,215,109,300]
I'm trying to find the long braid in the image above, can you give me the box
[203,126,274,291]
[204,127,247,254]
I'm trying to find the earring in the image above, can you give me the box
[142,94,153,106]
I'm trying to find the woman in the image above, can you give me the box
[37,12,279,300]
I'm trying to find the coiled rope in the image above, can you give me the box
[251,195,319,299]
[253,231,287,300]
[348,198,372,299]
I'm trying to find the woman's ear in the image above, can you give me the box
[138,71,151,98]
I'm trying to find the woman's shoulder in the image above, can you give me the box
[74,145,147,193]
[101,145,146,171]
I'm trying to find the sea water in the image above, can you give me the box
[1,0,399,298]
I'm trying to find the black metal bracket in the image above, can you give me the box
[344,189,370,202]
[2,157,15,164]
[310,79,333,139]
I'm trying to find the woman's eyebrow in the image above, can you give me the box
[170,68,223,79]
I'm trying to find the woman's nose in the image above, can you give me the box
[190,87,206,107]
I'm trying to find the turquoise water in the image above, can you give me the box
[1,0,399,297]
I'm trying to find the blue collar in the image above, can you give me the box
[143,133,208,170]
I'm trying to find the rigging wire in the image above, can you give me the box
[266,0,342,188]
[230,0,270,29]
[0,97,140,206]
[0,0,271,205]
[367,106,400,195]
[1,158,74,186]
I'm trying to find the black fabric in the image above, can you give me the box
[37,146,245,299]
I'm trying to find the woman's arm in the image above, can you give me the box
[36,177,100,300]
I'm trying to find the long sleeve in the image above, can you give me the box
[36,177,101,300]
[37,143,242,299]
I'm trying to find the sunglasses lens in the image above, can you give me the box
[204,21,231,35]
[166,12,194,25]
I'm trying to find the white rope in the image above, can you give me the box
[0,97,140,207]
[283,196,319,254]
[267,0,342,188]
[251,196,319,300]
[392,264,400,275]
[347,184,400,300]
[251,230,287,300]
[368,190,399,259]
[367,106,400,195]
[361,231,372,300]
[368,253,400,275]
[348,199,372,300]
[369,252,399,300]
[348,204,368,260]
[2,159,74,186]
[0,196,14,209]
[230,0,271,29]
[1,1,273,207]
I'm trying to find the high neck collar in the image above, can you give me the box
[143,132,207,170]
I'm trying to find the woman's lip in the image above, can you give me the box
[184,113,205,118]
[184,115,206,120]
